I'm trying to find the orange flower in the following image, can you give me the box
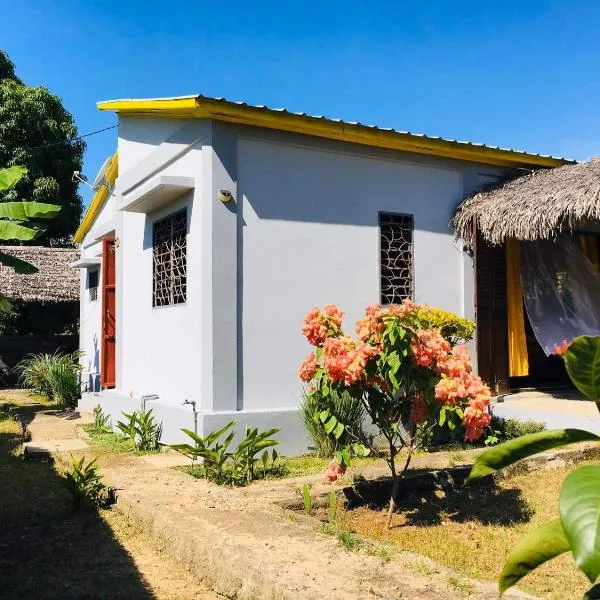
[552,340,570,356]
[301,305,344,346]
[299,352,318,382]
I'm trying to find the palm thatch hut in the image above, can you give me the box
[0,246,80,387]
[453,157,600,394]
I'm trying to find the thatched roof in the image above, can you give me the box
[0,246,79,302]
[453,158,600,247]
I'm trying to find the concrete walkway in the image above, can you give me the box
[493,390,600,433]
[9,399,535,600]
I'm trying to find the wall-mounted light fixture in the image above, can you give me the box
[218,189,233,203]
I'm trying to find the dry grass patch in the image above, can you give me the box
[337,463,595,599]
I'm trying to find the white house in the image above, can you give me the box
[74,94,568,454]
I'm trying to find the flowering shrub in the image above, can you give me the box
[299,299,490,527]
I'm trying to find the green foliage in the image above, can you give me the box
[416,307,475,345]
[0,51,84,244]
[467,428,600,482]
[564,336,600,402]
[64,456,107,512]
[116,408,160,452]
[92,404,111,434]
[337,530,360,551]
[169,420,280,485]
[14,350,81,406]
[300,387,366,457]
[301,483,312,515]
[490,416,546,441]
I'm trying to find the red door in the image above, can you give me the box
[101,238,116,388]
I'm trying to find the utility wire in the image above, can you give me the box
[22,124,118,151]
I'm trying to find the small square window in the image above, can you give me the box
[153,209,187,307]
[379,213,414,304]
[88,269,99,302]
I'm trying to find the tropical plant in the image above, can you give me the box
[0,165,62,310]
[116,408,161,452]
[466,335,600,598]
[15,350,81,406]
[300,387,366,457]
[64,455,108,512]
[0,50,84,245]
[169,420,281,485]
[299,300,487,527]
[92,404,111,433]
[301,482,312,515]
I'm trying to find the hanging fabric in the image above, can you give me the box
[575,233,600,273]
[520,236,600,356]
[506,239,529,377]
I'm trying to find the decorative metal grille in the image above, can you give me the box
[153,209,187,307]
[88,269,98,302]
[379,213,414,304]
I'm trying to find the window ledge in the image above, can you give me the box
[120,175,195,213]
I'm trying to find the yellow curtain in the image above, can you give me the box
[575,233,600,272]
[506,239,529,377]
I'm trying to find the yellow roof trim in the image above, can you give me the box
[73,151,118,244]
[97,95,573,169]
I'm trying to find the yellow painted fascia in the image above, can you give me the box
[97,96,572,169]
[73,151,118,244]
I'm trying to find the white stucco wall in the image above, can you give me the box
[237,137,467,411]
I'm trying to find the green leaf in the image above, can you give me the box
[0,293,12,312]
[333,422,345,440]
[564,336,600,401]
[560,465,600,582]
[0,166,27,191]
[499,519,570,594]
[324,415,338,435]
[467,429,600,483]
[319,410,330,424]
[0,220,38,241]
[439,406,447,427]
[0,201,61,220]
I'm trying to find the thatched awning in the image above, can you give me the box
[453,158,600,247]
[0,246,80,302]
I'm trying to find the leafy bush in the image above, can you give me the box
[15,350,81,406]
[300,387,366,457]
[91,404,111,434]
[491,416,545,441]
[170,420,280,485]
[64,456,109,512]
[416,307,475,345]
[116,408,161,452]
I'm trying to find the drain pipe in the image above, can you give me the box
[140,393,159,412]
[183,399,198,435]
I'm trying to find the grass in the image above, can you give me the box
[0,402,218,599]
[82,424,162,456]
[336,462,595,600]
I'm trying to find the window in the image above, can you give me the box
[379,212,414,304]
[88,269,99,302]
[153,209,187,307]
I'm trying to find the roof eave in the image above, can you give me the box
[97,96,573,170]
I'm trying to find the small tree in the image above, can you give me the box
[299,300,490,527]
[0,165,61,309]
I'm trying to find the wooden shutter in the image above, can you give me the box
[101,238,116,389]
[475,234,509,394]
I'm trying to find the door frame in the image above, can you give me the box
[100,237,116,388]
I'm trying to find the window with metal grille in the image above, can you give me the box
[153,209,187,307]
[88,269,99,302]
[379,213,414,304]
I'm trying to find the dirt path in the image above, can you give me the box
[9,393,535,599]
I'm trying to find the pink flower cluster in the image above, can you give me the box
[552,340,570,356]
[410,329,452,368]
[323,336,380,385]
[302,304,344,346]
[325,459,347,481]
[299,352,318,382]
[410,392,428,424]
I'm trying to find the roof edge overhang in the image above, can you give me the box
[97,95,573,170]
[73,151,119,244]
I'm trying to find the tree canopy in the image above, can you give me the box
[0,49,85,245]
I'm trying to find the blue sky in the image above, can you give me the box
[2,0,600,207]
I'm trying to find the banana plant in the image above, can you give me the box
[0,165,61,310]
[231,425,280,482]
[466,335,600,598]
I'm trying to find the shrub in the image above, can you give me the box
[64,456,109,512]
[91,404,112,433]
[299,301,488,527]
[170,420,280,485]
[116,408,161,452]
[491,416,545,441]
[300,387,366,458]
[15,350,81,406]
